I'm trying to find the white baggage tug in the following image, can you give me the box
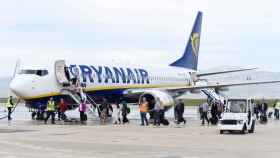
[219,98,256,134]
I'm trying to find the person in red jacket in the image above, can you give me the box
[58,98,68,121]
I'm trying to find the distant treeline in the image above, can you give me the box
[0,98,7,103]
[183,99,279,107]
[0,98,20,104]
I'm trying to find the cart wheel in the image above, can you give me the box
[241,125,247,134]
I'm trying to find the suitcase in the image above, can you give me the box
[161,119,169,126]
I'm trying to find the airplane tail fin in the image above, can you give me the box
[170,11,202,70]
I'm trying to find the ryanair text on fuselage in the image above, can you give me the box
[69,65,150,84]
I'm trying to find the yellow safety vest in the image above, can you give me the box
[47,101,55,111]
[6,98,14,108]
[276,102,280,110]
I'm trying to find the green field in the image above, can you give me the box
[182,99,206,106]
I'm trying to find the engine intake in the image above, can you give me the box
[139,90,174,111]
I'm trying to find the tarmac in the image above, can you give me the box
[0,106,280,158]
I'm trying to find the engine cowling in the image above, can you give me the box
[190,89,201,94]
[139,90,174,110]
[216,87,229,92]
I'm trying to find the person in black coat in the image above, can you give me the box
[260,99,268,114]
[175,100,186,124]
[260,99,268,123]
[210,102,219,125]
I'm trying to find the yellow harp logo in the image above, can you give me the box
[191,33,200,57]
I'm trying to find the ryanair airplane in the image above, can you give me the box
[9,11,280,113]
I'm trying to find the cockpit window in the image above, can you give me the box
[19,69,48,76]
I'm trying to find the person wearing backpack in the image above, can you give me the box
[121,100,130,124]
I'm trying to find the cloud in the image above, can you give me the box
[0,0,280,77]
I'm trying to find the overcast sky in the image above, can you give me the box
[0,0,279,77]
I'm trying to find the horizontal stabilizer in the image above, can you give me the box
[197,68,258,77]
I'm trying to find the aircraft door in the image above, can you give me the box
[54,60,70,86]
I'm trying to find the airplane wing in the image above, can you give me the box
[172,80,280,92]
[123,80,280,97]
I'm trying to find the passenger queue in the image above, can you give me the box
[23,97,132,125]
[3,96,280,127]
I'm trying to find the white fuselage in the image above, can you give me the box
[10,61,195,100]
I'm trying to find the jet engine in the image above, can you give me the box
[216,87,229,91]
[139,90,174,126]
[190,89,201,94]
[139,90,174,111]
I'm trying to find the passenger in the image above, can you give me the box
[44,97,56,124]
[30,106,37,120]
[6,96,14,120]
[174,101,179,122]
[153,98,162,126]
[216,101,223,119]
[260,99,268,123]
[175,99,186,125]
[250,99,256,120]
[201,102,209,125]
[121,100,130,124]
[112,103,121,124]
[99,98,110,124]
[198,104,203,120]
[37,103,45,120]
[273,100,280,120]
[56,100,61,121]
[210,102,218,125]
[139,97,149,126]
[254,101,260,120]
[79,99,87,124]
[58,98,68,121]
[108,104,113,118]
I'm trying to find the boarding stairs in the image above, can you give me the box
[55,59,100,116]
[201,89,226,104]
[60,85,97,105]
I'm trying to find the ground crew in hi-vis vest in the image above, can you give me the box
[44,97,56,124]
[6,96,14,120]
